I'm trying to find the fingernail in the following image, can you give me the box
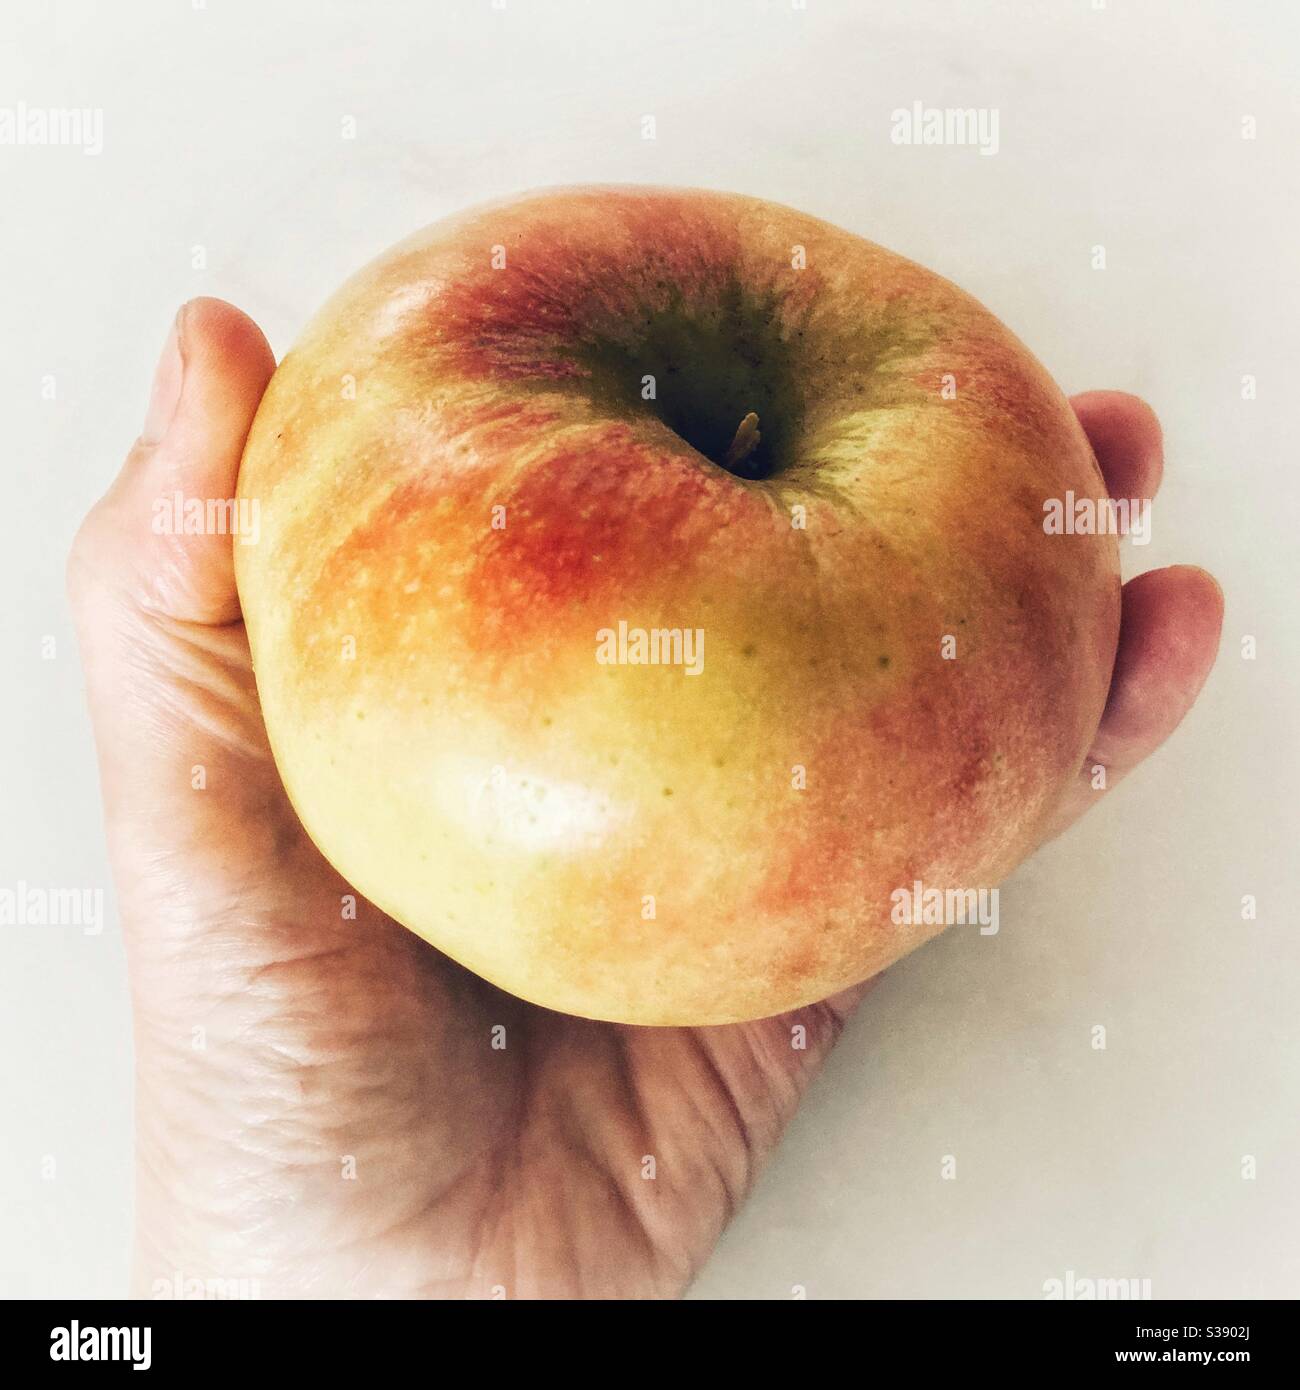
[141,307,185,445]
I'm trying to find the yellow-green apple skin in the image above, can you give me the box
[235,186,1120,1026]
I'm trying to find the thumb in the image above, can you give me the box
[74,297,275,624]
[68,298,277,882]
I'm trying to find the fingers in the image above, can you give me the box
[1089,565,1224,771]
[1042,565,1223,841]
[70,297,275,626]
[1040,392,1219,841]
[1070,390,1164,508]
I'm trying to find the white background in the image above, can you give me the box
[2,0,1297,1298]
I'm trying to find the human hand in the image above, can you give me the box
[68,298,1222,1299]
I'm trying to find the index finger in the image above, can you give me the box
[1070,390,1164,507]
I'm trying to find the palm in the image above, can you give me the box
[103,610,853,1298]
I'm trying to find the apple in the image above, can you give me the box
[235,186,1120,1025]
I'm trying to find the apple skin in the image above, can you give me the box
[235,186,1120,1026]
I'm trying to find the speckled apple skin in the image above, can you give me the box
[235,187,1120,1025]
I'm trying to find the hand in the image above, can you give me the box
[68,299,1222,1299]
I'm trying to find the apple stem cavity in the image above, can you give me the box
[723,411,762,476]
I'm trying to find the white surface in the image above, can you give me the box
[2,0,1297,1299]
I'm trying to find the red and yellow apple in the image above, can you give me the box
[235,187,1120,1025]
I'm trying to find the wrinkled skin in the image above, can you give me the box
[68,298,1221,1298]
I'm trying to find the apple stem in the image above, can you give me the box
[723,411,762,474]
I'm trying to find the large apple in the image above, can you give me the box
[235,187,1120,1025]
